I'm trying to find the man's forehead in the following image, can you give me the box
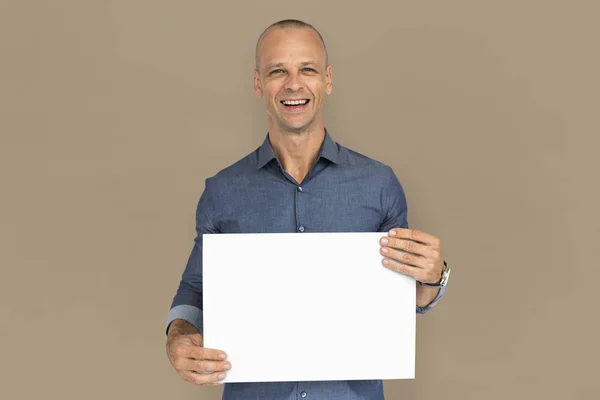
[256,27,326,68]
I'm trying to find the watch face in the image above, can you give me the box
[441,268,450,286]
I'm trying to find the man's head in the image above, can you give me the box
[253,19,332,134]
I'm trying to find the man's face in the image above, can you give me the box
[254,27,332,134]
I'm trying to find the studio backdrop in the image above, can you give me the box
[1,1,598,399]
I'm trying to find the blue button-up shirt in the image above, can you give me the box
[166,129,445,400]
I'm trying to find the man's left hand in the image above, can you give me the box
[379,228,444,285]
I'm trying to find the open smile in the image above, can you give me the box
[280,99,310,112]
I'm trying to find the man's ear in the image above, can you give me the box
[325,64,333,95]
[253,69,263,98]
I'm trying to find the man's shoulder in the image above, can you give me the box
[204,147,261,187]
[337,141,397,178]
[337,142,407,205]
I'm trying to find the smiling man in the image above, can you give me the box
[165,19,449,400]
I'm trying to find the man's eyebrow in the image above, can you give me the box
[264,62,285,70]
[264,61,319,70]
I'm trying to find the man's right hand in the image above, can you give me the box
[166,319,231,386]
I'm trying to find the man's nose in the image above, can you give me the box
[285,72,304,92]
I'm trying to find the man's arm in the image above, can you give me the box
[378,166,447,314]
[416,283,444,310]
[168,319,201,337]
[166,178,220,336]
[164,179,231,386]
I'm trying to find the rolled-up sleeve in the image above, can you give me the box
[165,178,219,336]
[415,285,446,314]
[379,167,446,314]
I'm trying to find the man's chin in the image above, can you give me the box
[278,118,315,134]
[281,125,310,135]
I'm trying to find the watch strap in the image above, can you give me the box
[420,260,450,288]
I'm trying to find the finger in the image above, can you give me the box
[382,257,427,281]
[380,247,428,269]
[181,370,227,386]
[183,346,227,361]
[181,359,232,374]
[380,237,430,258]
[388,228,440,247]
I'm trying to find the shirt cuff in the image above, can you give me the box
[165,304,204,336]
[416,285,446,314]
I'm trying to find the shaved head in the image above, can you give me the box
[255,19,328,70]
[252,19,333,135]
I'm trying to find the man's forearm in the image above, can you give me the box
[416,283,440,308]
[167,319,201,338]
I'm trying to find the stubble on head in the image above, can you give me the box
[253,20,332,137]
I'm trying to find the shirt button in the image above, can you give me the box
[301,392,307,398]
[297,186,303,192]
[298,226,305,232]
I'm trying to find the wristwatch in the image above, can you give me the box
[420,260,451,288]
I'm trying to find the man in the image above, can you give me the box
[165,19,449,400]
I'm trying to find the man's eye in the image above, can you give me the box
[303,68,315,72]
[270,69,284,75]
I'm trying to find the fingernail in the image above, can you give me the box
[224,363,231,370]
[218,353,227,360]
[381,238,388,245]
[218,373,225,380]
[383,259,389,265]
[381,247,388,254]
[389,230,396,237]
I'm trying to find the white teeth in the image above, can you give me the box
[282,99,308,105]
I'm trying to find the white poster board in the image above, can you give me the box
[202,232,416,383]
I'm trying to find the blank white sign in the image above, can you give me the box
[202,232,416,383]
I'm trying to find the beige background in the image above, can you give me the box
[1,1,598,399]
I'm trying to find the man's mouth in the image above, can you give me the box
[281,99,310,112]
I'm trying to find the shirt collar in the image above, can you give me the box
[256,128,341,169]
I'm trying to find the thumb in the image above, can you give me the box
[188,332,204,347]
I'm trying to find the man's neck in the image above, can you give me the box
[268,123,326,184]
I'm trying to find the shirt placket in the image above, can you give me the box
[295,184,304,233]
